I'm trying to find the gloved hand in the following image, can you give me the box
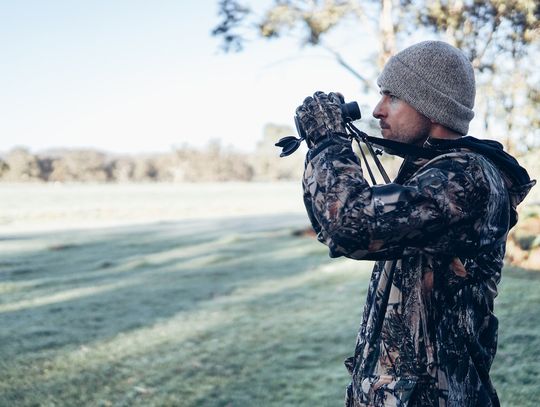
[295,91,348,148]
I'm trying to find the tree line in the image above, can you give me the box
[0,124,306,183]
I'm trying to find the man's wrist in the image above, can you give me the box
[306,133,351,161]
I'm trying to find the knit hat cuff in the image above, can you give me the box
[377,56,475,135]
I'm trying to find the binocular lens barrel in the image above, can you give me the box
[341,102,361,122]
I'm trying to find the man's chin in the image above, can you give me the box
[378,130,399,155]
[380,128,392,139]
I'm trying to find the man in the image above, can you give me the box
[296,41,535,406]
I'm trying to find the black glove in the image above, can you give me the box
[295,91,349,148]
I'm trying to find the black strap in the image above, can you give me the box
[365,135,534,188]
[363,135,440,159]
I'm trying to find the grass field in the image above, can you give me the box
[1,183,539,406]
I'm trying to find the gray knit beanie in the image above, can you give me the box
[377,41,475,135]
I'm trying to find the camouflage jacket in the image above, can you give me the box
[302,136,535,407]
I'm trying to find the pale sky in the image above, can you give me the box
[0,0,380,154]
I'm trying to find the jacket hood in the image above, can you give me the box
[426,136,536,227]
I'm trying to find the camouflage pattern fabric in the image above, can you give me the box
[302,137,534,407]
[295,91,348,147]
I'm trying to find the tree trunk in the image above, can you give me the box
[378,0,396,69]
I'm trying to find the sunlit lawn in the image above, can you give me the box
[1,184,539,406]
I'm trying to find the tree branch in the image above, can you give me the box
[320,43,376,92]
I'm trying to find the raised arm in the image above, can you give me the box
[302,138,499,261]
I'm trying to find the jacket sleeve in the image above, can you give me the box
[302,142,498,260]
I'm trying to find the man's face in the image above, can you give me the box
[372,91,431,146]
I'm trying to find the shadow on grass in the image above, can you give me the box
[0,214,324,354]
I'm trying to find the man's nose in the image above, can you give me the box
[373,98,385,119]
